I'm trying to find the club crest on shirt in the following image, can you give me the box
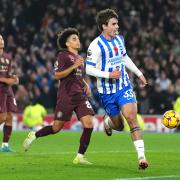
[68,55,75,62]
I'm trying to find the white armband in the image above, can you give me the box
[86,64,110,78]
[123,55,142,77]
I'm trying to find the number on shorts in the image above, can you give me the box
[123,89,134,100]
[85,101,92,109]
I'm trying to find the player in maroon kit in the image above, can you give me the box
[0,34,19,152]
[23,28,94,164]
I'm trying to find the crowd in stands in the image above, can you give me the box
[0,0,179,114]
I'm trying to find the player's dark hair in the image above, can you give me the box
[57,27,79,50]
[96,9,118,32]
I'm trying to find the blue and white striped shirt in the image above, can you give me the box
[86,34,131,94]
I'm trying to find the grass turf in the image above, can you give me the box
[0,131,180,180]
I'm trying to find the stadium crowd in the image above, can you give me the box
[0,0,179,114]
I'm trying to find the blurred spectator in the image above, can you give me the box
[149,83,166,114]
[15,85,30,112]
[1,0,179,114]
[23,102,47,131]
[155,71,171,91]
[173,97,180,114]
[138,89,150,114]
[165,84,179,111]
[37,84,56,111]
[174,97,180,132]
[175,78,180,96]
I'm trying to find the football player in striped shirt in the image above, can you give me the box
[86,9,148,169]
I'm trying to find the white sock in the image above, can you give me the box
[133,140,145,160]
[77,153,84,158]
[104,115,111,127]
[2,143,8,147]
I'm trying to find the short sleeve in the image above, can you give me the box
[86,41,101,67]
[54,53,66,72]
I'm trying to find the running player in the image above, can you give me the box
[86,9,148,169]
[23,28,94,165]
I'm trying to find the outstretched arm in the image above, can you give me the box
[123,55,147,87]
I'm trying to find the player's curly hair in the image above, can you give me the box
[57,27,79,50]
[96,9,118,32]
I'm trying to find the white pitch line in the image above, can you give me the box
[114,175,180,180]
[25,150,134,155]
[20,150,180,155]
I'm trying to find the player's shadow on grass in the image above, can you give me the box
[65,164,118,170]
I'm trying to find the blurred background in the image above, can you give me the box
[0,0,179,130]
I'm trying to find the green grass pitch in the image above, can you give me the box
[0,131,180,180]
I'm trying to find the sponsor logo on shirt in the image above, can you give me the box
[87,49,92,57]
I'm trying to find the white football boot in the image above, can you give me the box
[73,154,92,165]
[23,131,36,151]
[104,114,112,136]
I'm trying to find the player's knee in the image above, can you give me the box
[83,120,93,128]
[0,113,7,123]
[124,112,136,122]
[81,115,93,128]
[5,113,13,125]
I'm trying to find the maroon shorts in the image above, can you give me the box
[0,93,17,113]
[54,96,94,121]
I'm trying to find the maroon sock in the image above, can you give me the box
[35,126,55,138]
[3,125,12,143]
[78,128,93,155]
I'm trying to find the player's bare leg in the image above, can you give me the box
[73,115,93,165]
[0,112,14,152]
[104,113,124,136]
[0,113,7,125]
[121,103,148,170]
[23,120,65,151]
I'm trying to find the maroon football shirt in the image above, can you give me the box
[0,52,17,113]
[0,53,13,93]
[54,51,86,103]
